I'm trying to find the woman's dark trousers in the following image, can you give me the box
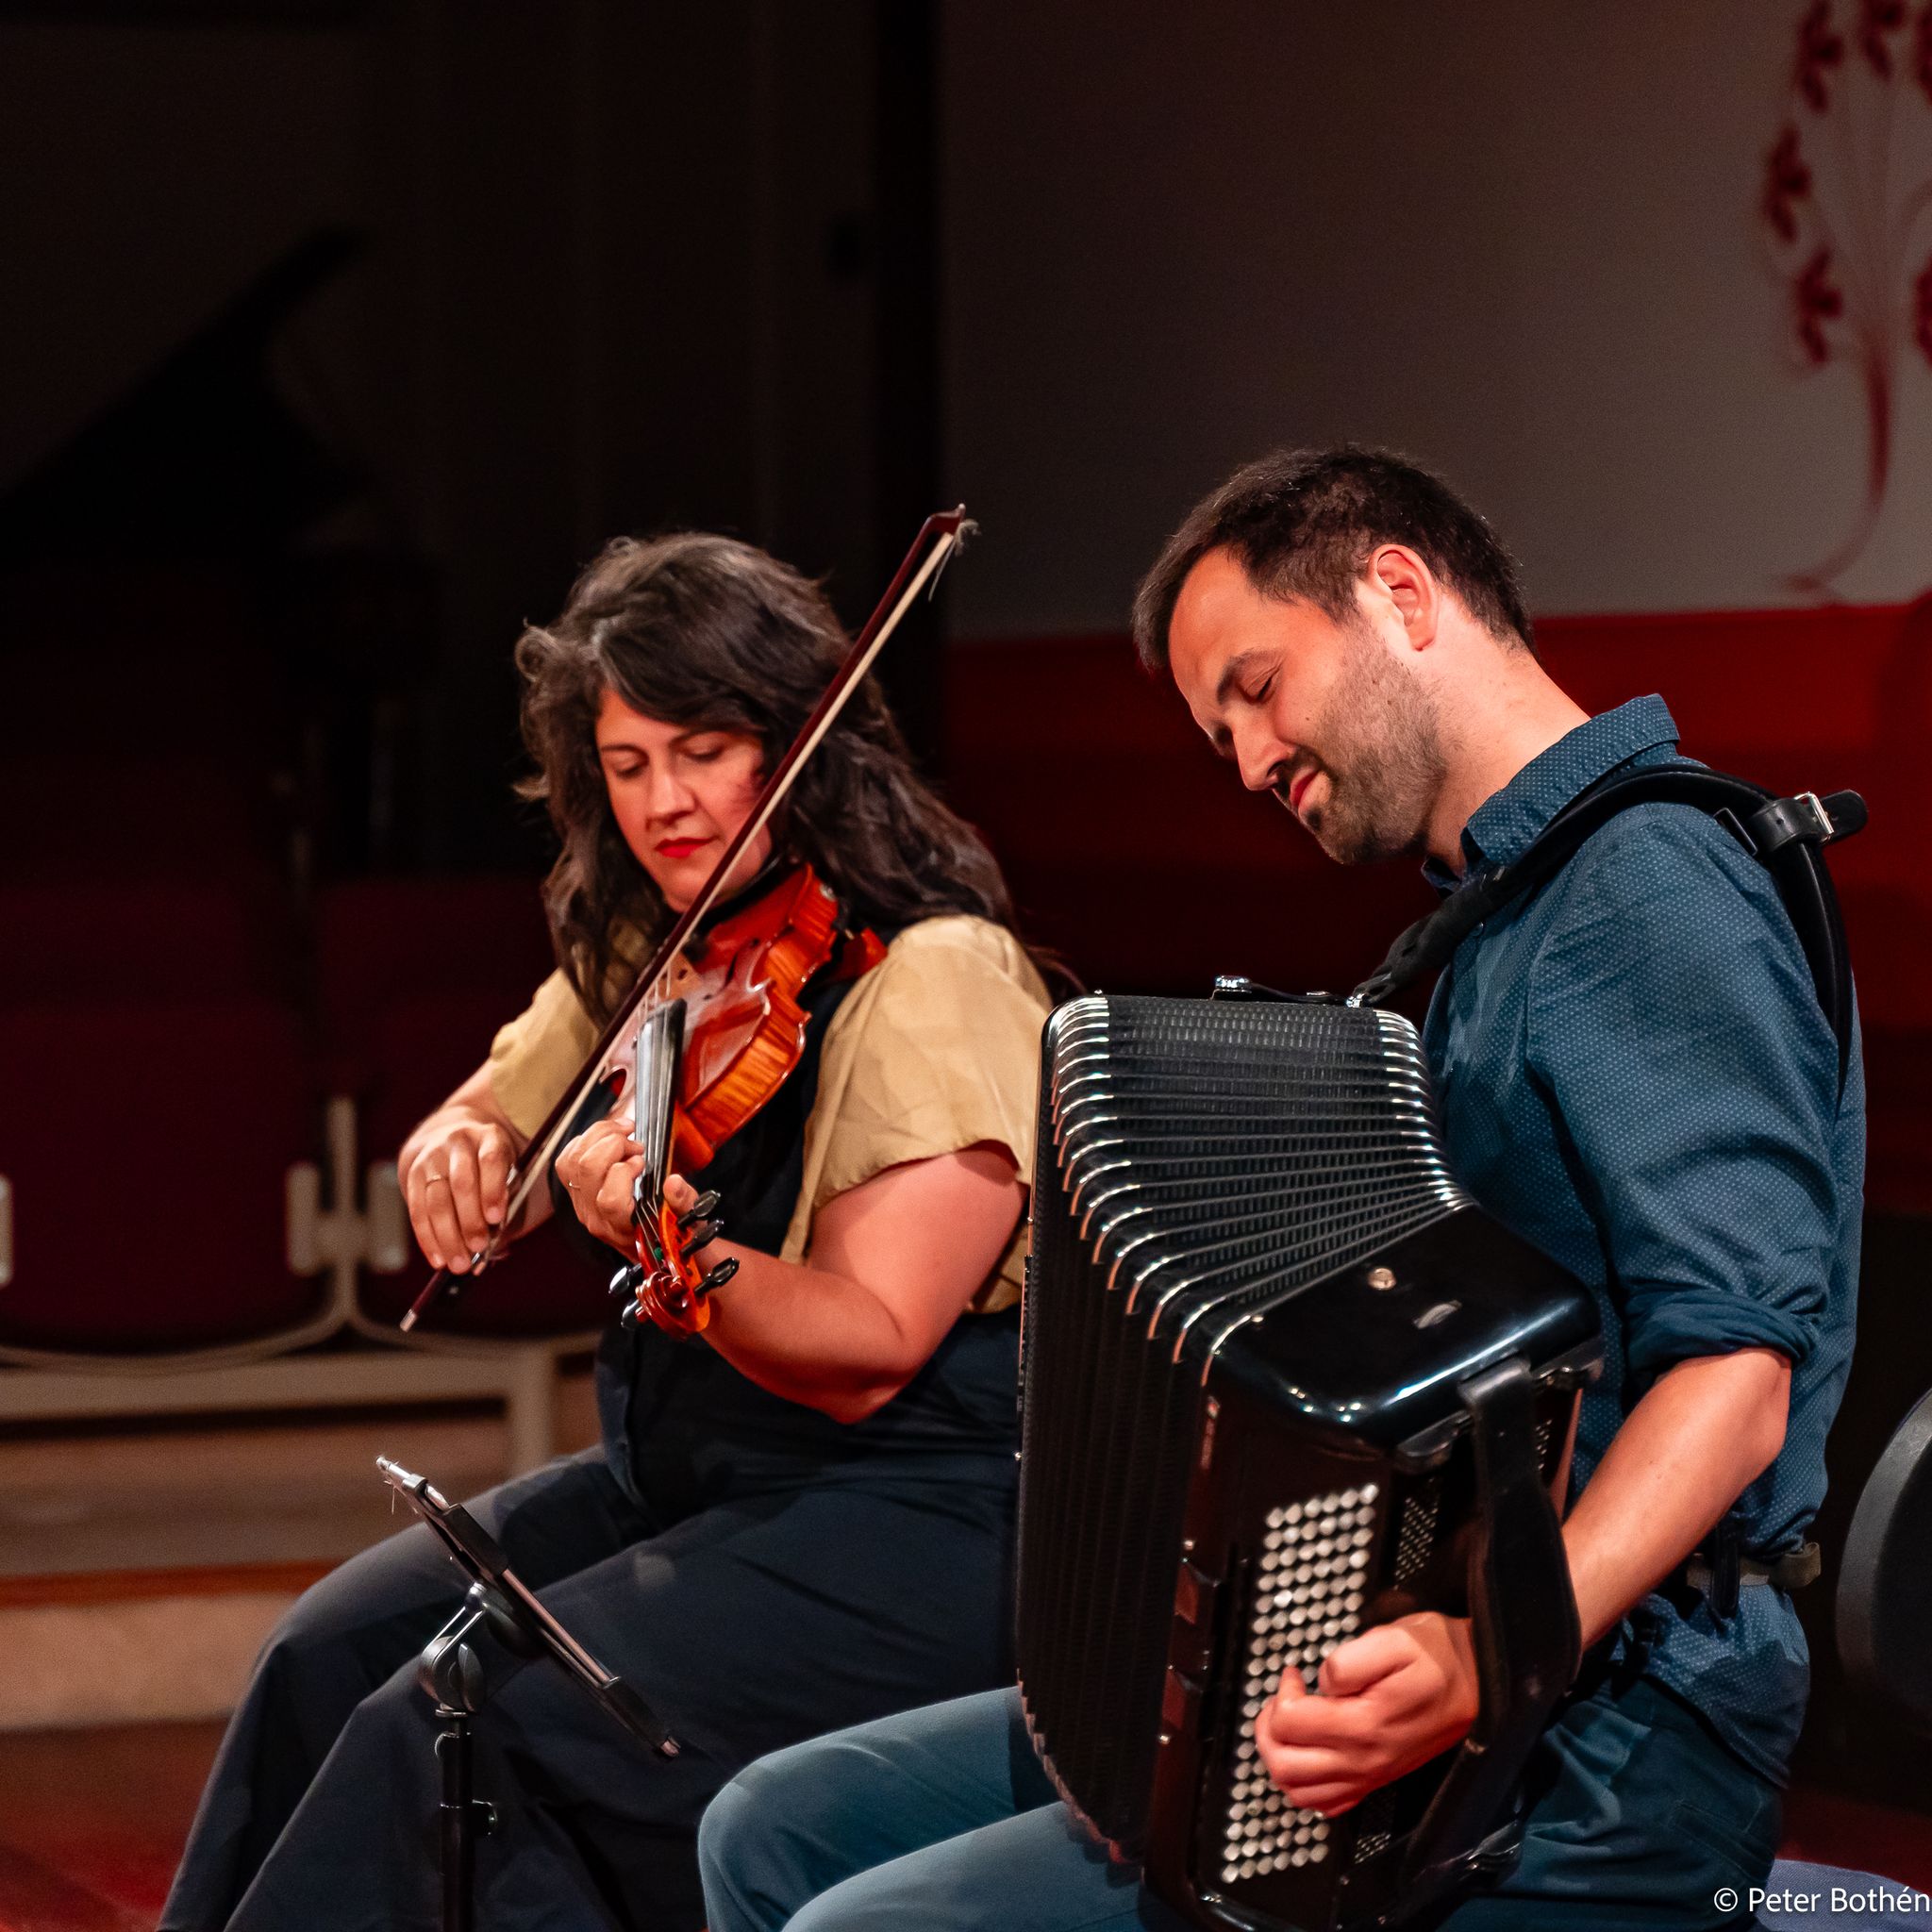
[159,1443,1015,1932]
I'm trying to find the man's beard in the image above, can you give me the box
[1281,625,1445,865]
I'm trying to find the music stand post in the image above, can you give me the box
[377,1457,679,1932]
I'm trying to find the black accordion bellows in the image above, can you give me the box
[1017,993,1601,1932]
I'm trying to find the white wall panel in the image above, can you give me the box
[942,1,1932,629]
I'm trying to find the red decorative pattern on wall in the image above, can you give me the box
[1760,1,1932,592]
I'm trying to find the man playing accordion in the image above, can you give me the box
[698,448,1862,1932]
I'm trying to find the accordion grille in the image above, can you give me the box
[1017,994,1468,1852]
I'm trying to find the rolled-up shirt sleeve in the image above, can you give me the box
[780,914,1051,1312]
[489,968,598,1141]
[1524,808,1845,1391]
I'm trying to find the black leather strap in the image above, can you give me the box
[1351,768,1865,1094]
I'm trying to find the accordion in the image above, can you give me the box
[1016,992,1602,1932]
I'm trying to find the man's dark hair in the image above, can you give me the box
[1131,445,1535,669]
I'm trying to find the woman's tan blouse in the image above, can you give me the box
[487,914,1051,1313]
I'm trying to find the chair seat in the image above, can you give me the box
[1757,1859,1930,1928]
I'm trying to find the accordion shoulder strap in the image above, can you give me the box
[1349,767,1865,1095]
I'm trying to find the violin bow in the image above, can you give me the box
[401,506,974,1331]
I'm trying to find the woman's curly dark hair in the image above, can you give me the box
[515,531,1024,1023]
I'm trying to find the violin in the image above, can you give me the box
[401,508,973,1337]
[610,860,886,1338]
[673,861,888,1174]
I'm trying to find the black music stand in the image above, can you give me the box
[375,1457,679,1932]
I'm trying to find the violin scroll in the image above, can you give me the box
[610,1182,741,1338]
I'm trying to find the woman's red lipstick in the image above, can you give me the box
[657,836,707,858]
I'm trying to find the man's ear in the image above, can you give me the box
[1364,544,1440,653]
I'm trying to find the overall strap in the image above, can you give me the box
[1350,768,1866,1093]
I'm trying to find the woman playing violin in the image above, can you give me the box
[162,533,1050,1932]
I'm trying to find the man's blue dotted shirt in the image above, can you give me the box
[1421,694,1863,1788]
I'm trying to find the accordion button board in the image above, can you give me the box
[1015,993,1601,1932]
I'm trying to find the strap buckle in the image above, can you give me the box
[1727,790,1867,859]
[1680,1537,1821,1613]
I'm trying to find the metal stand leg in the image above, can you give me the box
[435,1706,479,1932]
[420,1599,504,1932]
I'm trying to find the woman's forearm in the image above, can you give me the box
[401,1062,525,1168]
[563,1134,1024,1421]
[697,1241,928,1422]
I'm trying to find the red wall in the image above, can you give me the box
[944,600,1932,1213]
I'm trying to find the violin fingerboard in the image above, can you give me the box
[633,997,687,1204]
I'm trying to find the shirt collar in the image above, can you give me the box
[1424,693,1681,889]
